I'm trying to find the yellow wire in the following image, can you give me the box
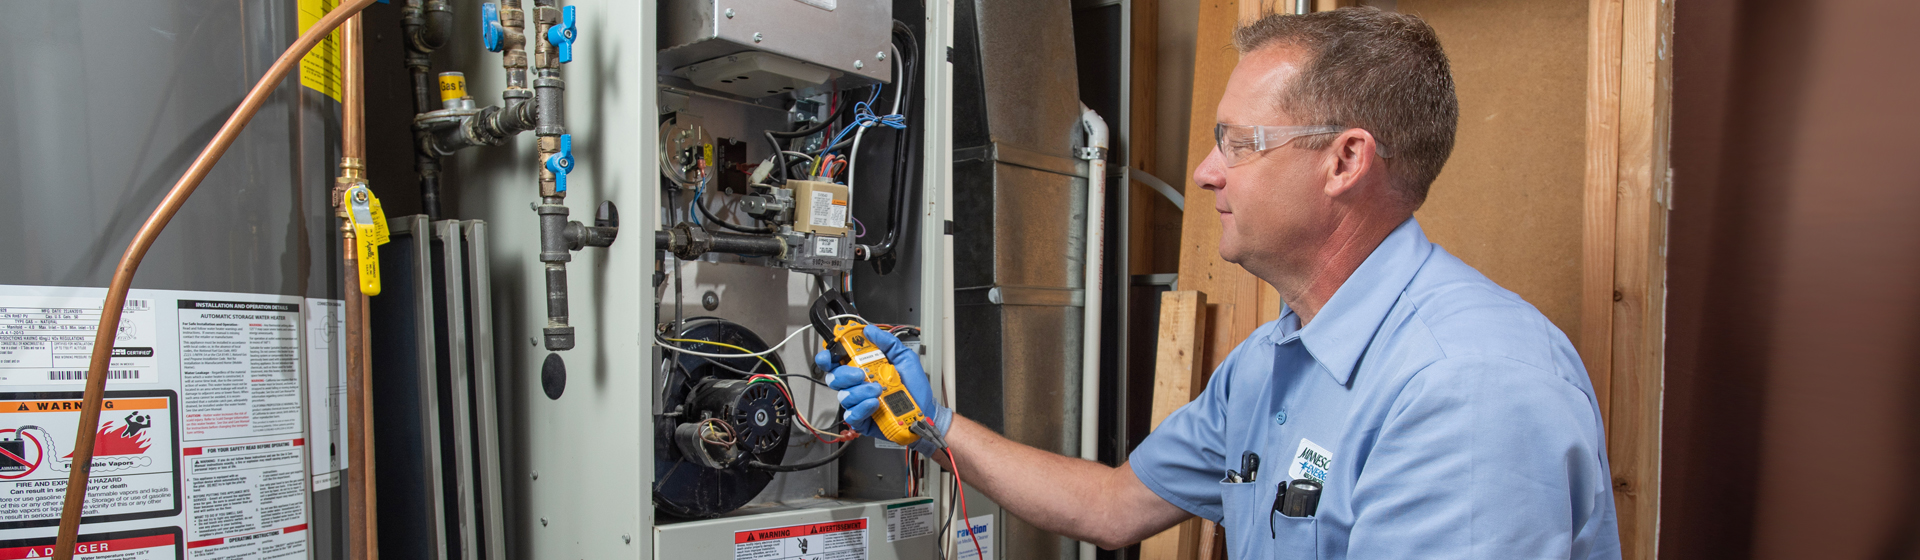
[662,337,780,375]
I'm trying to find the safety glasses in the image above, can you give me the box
[1212,123,1392,167]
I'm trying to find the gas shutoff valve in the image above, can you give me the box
[544,134,574,192]
[547,6,577,63]
[480,3,504,52]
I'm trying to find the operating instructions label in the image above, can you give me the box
[0,285,314,560]
[734,518,867,560]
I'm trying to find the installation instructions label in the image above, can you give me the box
[734,518,868,560]
[0,285,317,559]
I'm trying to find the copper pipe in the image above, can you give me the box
[343,14,366,159]
[50,1,380,558]
[339,13,381,560]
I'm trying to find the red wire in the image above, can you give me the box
[946,446,986,560]
[752,374,857,444]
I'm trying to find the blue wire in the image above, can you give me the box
[688,176,705,226]
[817,84,907,159]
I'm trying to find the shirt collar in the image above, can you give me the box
[1267,217,1434,385]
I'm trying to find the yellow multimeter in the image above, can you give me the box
[812,291,923,446]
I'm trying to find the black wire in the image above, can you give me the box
[747,438,854,472]
[695,190,775,234]
[766,95,852,184]
[866,21,922,267]
[779,373,832,389]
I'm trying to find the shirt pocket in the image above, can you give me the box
[1268,512,1320,560]
[1219,481,1317,560]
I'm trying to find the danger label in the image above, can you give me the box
[0,528,181,559]
[734,518,867,560]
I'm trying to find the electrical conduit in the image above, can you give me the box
[50,1,381,558]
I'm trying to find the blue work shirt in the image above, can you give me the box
[1130,218,1620,560]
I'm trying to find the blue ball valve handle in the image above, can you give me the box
[547,5,577,63]
[545,134,573,192]
[480,3,504,52]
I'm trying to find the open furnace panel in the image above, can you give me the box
[440,0,961,558]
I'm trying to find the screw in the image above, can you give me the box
[531,337,538,346]
[623,534,633,544]
[753,32,763,43]
[353,190,370,203]
[724,8,735,18]
[701,290,719,311]
[531,471,540,480]
[540,518,549,527]
[877,51,887,61]
[853,60,864,70]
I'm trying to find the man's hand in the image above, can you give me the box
[814,325,952,454]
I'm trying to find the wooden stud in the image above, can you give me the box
[1584,0,1669,557]
[1608,0,1671,557]
[1581,0,1624,423]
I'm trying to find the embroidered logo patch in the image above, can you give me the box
[1288,438,1333,483]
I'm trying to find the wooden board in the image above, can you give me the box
[1597,0,1671,557]
[1139,291,1210,560]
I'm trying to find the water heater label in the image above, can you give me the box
[0,294,159,387]
[0,285,314,560]
[734,518,868,560]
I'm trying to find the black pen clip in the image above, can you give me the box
[1241,451,1261,483]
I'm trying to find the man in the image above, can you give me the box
[822,7,1620,559]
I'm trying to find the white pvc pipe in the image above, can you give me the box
[1077,103,1109,560]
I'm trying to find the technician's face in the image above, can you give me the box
[1192,46,1333,271]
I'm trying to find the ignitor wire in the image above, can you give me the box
[649,314,868,360]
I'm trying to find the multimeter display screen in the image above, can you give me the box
[881,389,917,415]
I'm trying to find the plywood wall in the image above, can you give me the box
[1398,0,1591,347]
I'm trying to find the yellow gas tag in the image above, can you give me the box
[438,73,468,104]
[344,186,385,296]
[367,197,390,245]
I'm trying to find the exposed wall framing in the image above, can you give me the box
[1582,0,1673,557]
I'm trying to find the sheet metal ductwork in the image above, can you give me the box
[951,0,1089,557]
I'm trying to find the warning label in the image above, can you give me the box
[0,392,180,528]
[883,499,935,542]
[0,527,183,560]
[734,518,868,560]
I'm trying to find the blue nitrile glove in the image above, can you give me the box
[815,325,951,455]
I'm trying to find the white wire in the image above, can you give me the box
[652,314,868,359]
[826,313,868,325]
[656,325,811,358]
[848,125,869,197]
[889,45,905,115]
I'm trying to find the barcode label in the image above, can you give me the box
[124,299,150,311]
[47,370,142,381]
